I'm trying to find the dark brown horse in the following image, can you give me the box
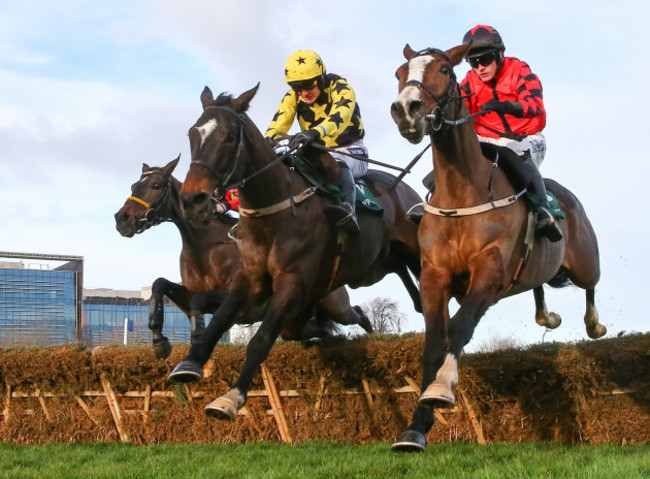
[169,85,423,420]
[389,44,605,451]
[114,158,373,359]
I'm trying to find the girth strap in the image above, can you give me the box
[238,187,316,218]
[421,189,526,217]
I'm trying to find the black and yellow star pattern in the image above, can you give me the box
[265,73,365,148]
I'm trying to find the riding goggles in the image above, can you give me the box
[467,51,498,68]
[289,79,318,92]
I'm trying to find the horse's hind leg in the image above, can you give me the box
[189,290,226,345]
[149,278,191,359]
[533,286,561,329]
[317,287,373,333]
[585,288,606,338]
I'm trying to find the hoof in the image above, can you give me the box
[353,306,373,334]
[419,382,456,408]
[546,312,562,329]
[391,430,426,452]
[205,396,238,422]
[587,323,607,339]
[168,360,203,383]
[153,337,172,360]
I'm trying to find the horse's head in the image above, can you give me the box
[391,43,470,144]
[114,156,179,237]
[181,84,264,224]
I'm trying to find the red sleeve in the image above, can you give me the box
[513,61,545,118]
[225,189,239,212]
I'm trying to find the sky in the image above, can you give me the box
[0,0,646,351]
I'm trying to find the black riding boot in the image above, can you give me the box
[324,163,360,236]
[496,153,563,242]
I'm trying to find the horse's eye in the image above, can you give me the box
[225,132,238,143]
[152,182,162,190]
[395,71,399,80]
[441,66,450,75]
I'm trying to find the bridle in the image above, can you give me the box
[127,169,172,233]
[189,105,294,200]
[404,48,484,133]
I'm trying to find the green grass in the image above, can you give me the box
[0,441,648,478]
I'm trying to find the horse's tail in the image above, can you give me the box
[547,268,573,288]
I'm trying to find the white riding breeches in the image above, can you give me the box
[330,139,369,179]
[478,132,547,167]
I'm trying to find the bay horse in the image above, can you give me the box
[170,85,423,421]
[389,44,606,451]
[114,157,373,359]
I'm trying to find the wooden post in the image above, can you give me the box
[143,385,152,412]
[74,395,99,425]
[315,376,326,411]
[3,384,10,422]
[35,389,51,421]
[403,376,448,425]
[101,375,129,442]
[260,363,292,443]
[459,389,486,445]
[361,379,374,408]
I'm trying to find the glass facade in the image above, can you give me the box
[0,268,77,347]
[0,267,228,347]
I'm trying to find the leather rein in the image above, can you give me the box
[188,106,315,218]
[406,49,525,217]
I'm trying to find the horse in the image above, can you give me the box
[114,157,374,359]
[169,84,423,421]
[388,43,606,451]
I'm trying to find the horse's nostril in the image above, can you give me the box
[409,100,422,117]
[193,193,208,206]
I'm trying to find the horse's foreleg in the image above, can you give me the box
[393,264,449,452]
[205,275,307,421]
[149,278,192,359]
[533,286,562,329]
[421,248,503,409]
[585,288,606,338]
[168,285,248,384]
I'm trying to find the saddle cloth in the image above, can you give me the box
[290,154,383,214]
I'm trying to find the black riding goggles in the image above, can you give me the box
[467,51,498,69]
[289,79,318,92]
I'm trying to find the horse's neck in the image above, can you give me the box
[430,119,495,204]
[238,143,306,212]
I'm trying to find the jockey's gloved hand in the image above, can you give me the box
[289,129,320,149]
[482,100,524,117]
[273,139,290,155]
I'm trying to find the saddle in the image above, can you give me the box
[479,143,565,220]
[289,154,383,214]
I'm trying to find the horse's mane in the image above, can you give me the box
[214,92,234,106]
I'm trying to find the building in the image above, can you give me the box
[0,252,231,347]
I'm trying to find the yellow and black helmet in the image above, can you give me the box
[284,49,326,84]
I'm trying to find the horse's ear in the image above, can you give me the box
[201,86,215,110]
[233,83,260,113]
[142,163,150,173]
[446,44,472,67]
[164,155,180,176]
[403,44,416,60]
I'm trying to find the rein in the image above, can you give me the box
[404,51,526,217]
[189,105,296,198]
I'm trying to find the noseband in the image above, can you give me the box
[405,49,468,132]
